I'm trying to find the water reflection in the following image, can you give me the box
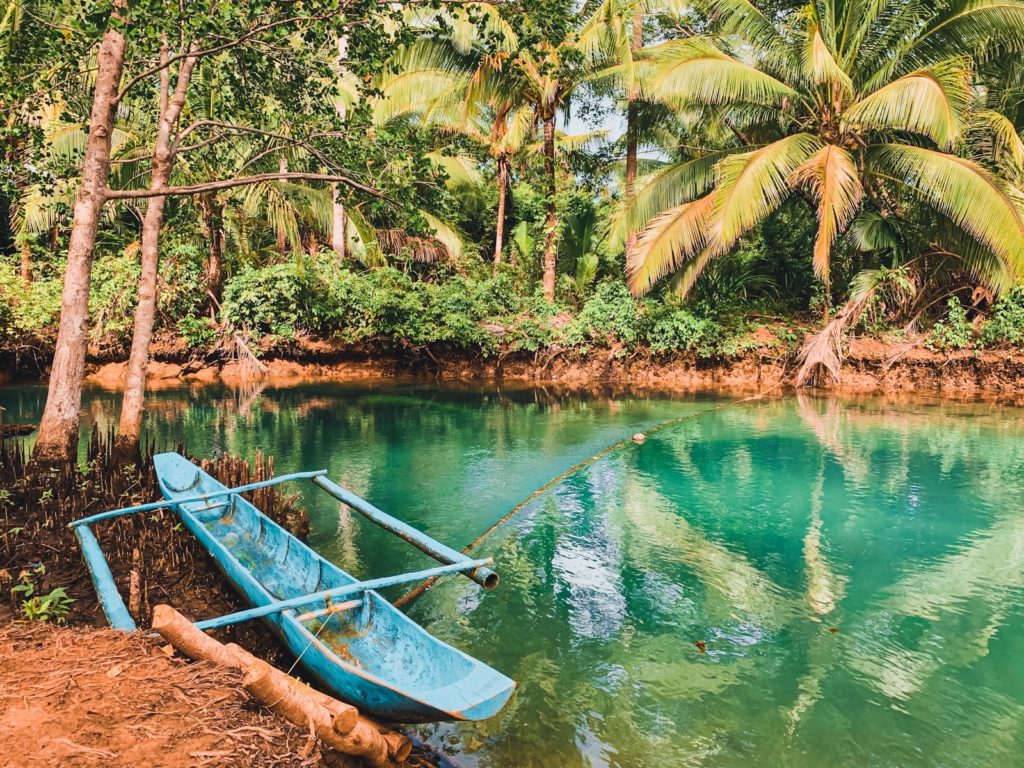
[2,383,1023,767]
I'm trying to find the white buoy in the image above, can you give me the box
[632,433,646,444]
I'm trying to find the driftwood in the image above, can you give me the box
[151,604,411,767]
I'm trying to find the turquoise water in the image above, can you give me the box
[3,382,1024,767]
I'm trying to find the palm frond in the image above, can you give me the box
[425,151,485,188]
[628,192,717,295]
[970,109,1024,178]
[844,60,971,148]
[688,0,795,69]
[712,133,822,255]
[870,143,1024,287]
[912,0,1024,66]
[376,229,449,263]
[804,23,853,92]
[790,144,864,281]
[647,38,796,109]
[610,147,744,248]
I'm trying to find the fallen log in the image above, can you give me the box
[151,604,411,766]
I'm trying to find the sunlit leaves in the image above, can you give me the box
[790,145,864,283]
[646,38,796,108]
[844,60,971,148]
[870,144,1024,287]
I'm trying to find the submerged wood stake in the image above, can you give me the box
[152,604,410,766]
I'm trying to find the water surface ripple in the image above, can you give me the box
[3,383,1022,767]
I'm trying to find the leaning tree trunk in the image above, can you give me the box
[115,45,198,461]
[541,113,558,303]
[331,183,347,261]
[198,192,224,315]
[493,159,509,273]
[624,14,642,272]
[32,15,127,465]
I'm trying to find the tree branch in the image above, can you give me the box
[104,171,388,202]
[116,3,358,103]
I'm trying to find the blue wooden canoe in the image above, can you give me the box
[152,452,515,723]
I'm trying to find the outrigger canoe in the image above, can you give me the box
[71,452,515,723]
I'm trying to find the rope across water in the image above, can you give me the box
[392,383,784,609]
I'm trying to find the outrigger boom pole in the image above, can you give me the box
[193,557,493,630]
[312,475,500,590]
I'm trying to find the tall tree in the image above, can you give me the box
[26,0,400,463]
[616,0,1024,306]
[32,0,127,463]
[115,41,198,460]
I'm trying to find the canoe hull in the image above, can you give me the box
[153,452,514,723]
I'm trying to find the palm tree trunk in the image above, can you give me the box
[624,14,642,271]
[116,45,198,461]
[199,193,224,313]
[32,13,127,465]
[542,114,558,303]
[493,159,509,272]
[331,183,347,261]
[19,241,31,286]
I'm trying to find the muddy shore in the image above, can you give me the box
[57,334,1024,401]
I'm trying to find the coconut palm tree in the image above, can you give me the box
[579,0,689,267]
[616,0,1024,312]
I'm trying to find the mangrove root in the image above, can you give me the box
[151,604,411,766]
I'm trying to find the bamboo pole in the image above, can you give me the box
[151,605,411,766]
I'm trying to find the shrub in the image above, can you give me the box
[641,303,727,355]
[0,260,63,339]
[89,252,143,343]
[565,280,642,349]
[979,287,1024,347]
[929,297,973,350]
[223,261,334,337]
[178,316,219,350]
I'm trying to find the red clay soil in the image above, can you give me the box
[72,329,1024,400]
[0,622,356,768]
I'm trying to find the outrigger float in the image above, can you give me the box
[70,452,515,723]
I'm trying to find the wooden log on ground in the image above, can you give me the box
[151,604,410,766]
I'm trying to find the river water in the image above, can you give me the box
[3,381,1023,767]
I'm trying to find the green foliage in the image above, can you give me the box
[178,316,218,350]
[213,258,741,359]
[929,297,974,350]
[10,564,74,625]
[979,287,1024,347]
[642,302,729,355]
[89,252,142,343]
[567,281,643,349]
[0,260,63,340]
[223,261,334,338]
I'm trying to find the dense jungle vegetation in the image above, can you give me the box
[2,0,1024,461]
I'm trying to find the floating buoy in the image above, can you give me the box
[632,433,646,444]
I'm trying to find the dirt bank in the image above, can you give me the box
[75,333,1024,399]
[0,622,347,767]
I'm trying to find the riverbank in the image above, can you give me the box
[0,623,338,768]
[64,332,1024,400]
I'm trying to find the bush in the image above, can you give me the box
[642,302,727,355]
[178,316,219,350]
[564,281,642,350]
[929,297,973,351]
[223,261,335,337]
[979,287,1024,347]
[0,260,63,340]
